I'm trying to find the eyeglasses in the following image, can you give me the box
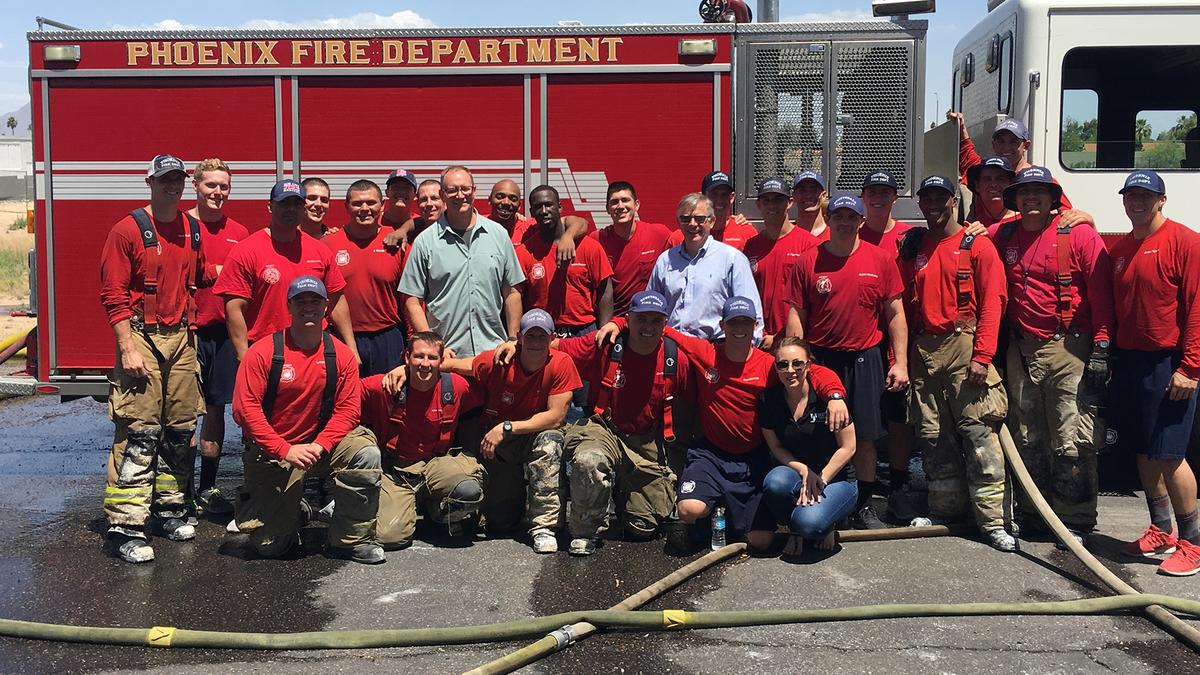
[774,359,809,371]
[443,186,475,196]
[677,214,713,225]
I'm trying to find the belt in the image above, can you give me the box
[131,315,187,334]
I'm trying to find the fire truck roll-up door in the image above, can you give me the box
[29,27,735,395]
[734,21,925,221]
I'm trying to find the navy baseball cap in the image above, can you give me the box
[917,175,956,197]
[828,193,866,217]
[1119,170,1166,195]
[148,154,187,178]
[862,170,899,191]
[965,156,1015,192]
[701,171,733,193]
[755,176,790,198]
[1003,166,1063,211]
[629,290,669,315]
[270,179,304,202]
[721,296,757,322]
[287,275,327,300]
[386,169,418,189]
[993,118,1030,141]
[519,308,555,336]
[792,170,826,191]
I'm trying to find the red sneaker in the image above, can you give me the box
[1158,540,1200,577]
[1122,525,1178,558]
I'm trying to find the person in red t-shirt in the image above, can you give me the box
[188,158,249,518]
[299,177,331,239]
[322,179,407,377]
[517,185,614,333]
[857,170,923,512]
[591,181,673,316]
[899,175,1015,552]
[486,178,592,254]
[443,309,581,554]
[232,275,383,564]
[213,179,358,364]
[361,331,485,550]
[98,154,214,564]
[792,171,829,241]
[787,193,908,531]
[989,167,1114,542]
[1106,171,1200,576]
[550,290,694,556]
[742,176,820,348]
[667,171,758,251]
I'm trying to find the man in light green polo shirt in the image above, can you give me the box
[399,165,525,357]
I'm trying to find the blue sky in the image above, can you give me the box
[3,0,985,126]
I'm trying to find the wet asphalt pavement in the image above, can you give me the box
[0,394,1199,674]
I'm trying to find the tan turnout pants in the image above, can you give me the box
[104,328,204,532]
[565,418,676,540]
[377,452,485,549]
[235,426,381,556]
[481,429,565,535]
[1006,331,1102,531]
[910,332,1010,531]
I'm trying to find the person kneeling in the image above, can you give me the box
[231,276,384,564]
[363,331,485,549]
[760,337,858,557]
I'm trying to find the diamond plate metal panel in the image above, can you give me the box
[832,42,914,193]
[751,44,828,187]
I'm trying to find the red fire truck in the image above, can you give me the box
[22,14,926,397]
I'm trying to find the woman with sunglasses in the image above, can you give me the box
[760,337,858,558]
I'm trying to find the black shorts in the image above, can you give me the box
[677,443,775,533]
[1107,348,1197,460]
[355,325,406,377]
[196,323,238,406]
[811,343,886,441]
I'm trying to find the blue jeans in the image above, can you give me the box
[762,465,858,539]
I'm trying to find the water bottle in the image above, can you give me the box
[711,506,727,550]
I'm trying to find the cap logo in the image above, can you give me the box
[283,182,301,194]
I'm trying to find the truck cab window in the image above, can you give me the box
[1060,45,1200,171]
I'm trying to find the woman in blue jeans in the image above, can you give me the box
[760,337,858,557]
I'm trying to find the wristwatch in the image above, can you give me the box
[1094,340,1110,350]
[502,421,513,438]
[829,392,845,400]
[505,336,518,342]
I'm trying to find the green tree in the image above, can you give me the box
[4,117,14,136]
[1157,113,1197,142]
[1135,117,1152,151]
[1061,117,1097,153]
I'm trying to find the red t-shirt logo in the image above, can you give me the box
[262,265,281,285]
[816,276,833,294]
[280,364,295,383]
[335,250,350,266]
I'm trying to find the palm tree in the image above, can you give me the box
[1135,117,1152,151]
[4,117,14,136]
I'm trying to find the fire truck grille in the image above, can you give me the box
[751,46,827,186]
[832,43,914,194]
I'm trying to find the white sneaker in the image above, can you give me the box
[569,537,598,556]
[532,531,558,554]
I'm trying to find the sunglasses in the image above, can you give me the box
[677,214,713,225]
[774,359,809,371]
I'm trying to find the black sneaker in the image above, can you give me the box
[852,504,889,530]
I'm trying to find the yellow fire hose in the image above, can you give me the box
[0,423,1193,670]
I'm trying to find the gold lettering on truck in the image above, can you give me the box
[127,43,148,66]
[382,40,404,64]
[478,39,500,64]
[528,39,550,63]
[431,39,453,64]
[350,40,369,65]
[452,41,476,64]
[409,40,429,64]
[220,41,243,65]
[578,38,600,62]
[197,41,218,65]
[253,41,279,65]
